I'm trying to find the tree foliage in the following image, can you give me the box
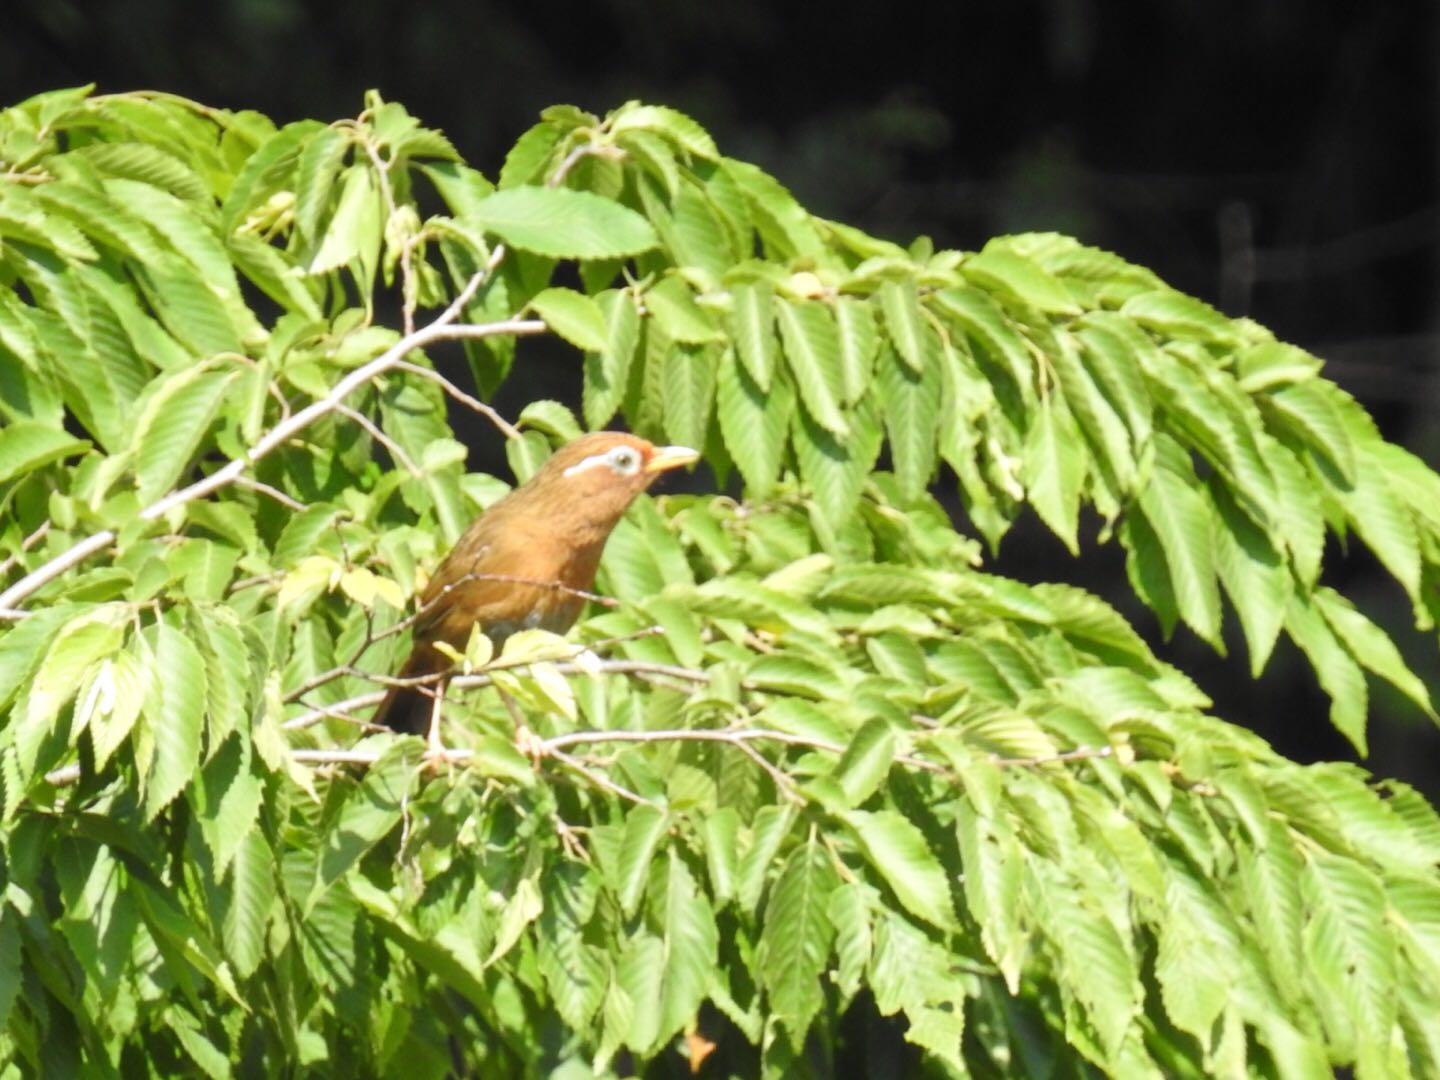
[1,87,1439,1077]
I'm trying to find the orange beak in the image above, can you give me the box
[646,445,700,473]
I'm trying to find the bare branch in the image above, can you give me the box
[393,360,521,440]
[234,476,308,511]
[335,403,420,476]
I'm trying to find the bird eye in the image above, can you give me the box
[607,446,641,475]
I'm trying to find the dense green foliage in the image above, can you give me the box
[1,87,1439,1077]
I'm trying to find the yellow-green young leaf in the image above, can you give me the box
[529,286,609,352]
[306,164,382,279]
[617,128,681,198]
[1023,394,1086,554]
[877,279,934,375]
[776,298,848,436]
[828,882,875,999]
[17,605,127,779]
[833,295,879,403]
[0,420,88,484]
[584,290,641,428]
[616,805,668,917]
[1262,380,1356,484]
[717,352,793,493]
[469,734,535,786]
[878,343,940,500]
[1286,591,1369,754]
[758,841,837,1045]
[85,649,147,771]
[337,566,405,610]
[830,718,896,808]
[962,245,1082,315]
[610,104,719,160]
[462,185,659,259]
[839,809,956,931]
[1315,587,1435,718]
[498,121,564,189]
[727,281,776,390]
[1073,318,1154,447]
[131,367,238,504]
[1264,437,1326,587]
[140,620,207,820]
[1047,330,1137,495]
[276,555,341,613]
[1120,288,1241,345]
[292,127,350,242]
[1235,340,1324,393]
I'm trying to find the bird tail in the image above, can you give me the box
[371,644,448,736]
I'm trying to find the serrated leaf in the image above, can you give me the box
[758,841,837,1044]
[878,343,940,500]
[1136,447,1223,648]
[830,718,896,808]
[462,185,658,259]
[314,739,422,900]
[833,295,879,403]
[1023,394,1086,554]
[306,164,382,279]
[777,298,848,436]
[617,805,667,917]
[795,400,882,528]
[140,621,207,819]
[644,275,722,344]
[839,809,956,931]
[0,420,89,484]
[221,827,275,979]
[130,367,237,505]
[717,352,792,493]
[655,853,718,1048]
[611,104,719,160]
[963,245,1081,314]
[877,279,934,375]
[728,281,776,390]
[1121,289,1240,345]
[529,286,609,352]
[1316,587,1434,718]
[1208,478,1291,675]
[1286,590,1369,753]
[583,289,641,428]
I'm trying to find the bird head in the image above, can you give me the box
[512,431,699,539]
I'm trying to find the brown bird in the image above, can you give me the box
[372,431,699,735]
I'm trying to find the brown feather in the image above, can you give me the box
[372,432,697,734]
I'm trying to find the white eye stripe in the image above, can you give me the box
[561,446,643,478]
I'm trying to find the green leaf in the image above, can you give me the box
[758,841,838,1044]
[839,809,956,931]
[1023,394,1086,554]
[1136,446,1223,648]
[1316,587,1434,718]
[833,295,880,403]
[462,185,659,259]
[644,275,722,345]
[728,281,776,390]
[877,279,935,375]
[611,104,719,160]
[221,827,275,978]
[1121,289,1240,345]
[314,739,422,900]
[717,352,792,493]
[139,620,207,819]
[529,286,609,352]
[878,343,940,500]
[738,805,797,915]
[831,718,897,808]
[777,298,849,436]
[963,246,1081,315]
[0,420,88,484]
[654,852,718,1048]
[795,399,882,527]
[306,163,382,280]
[616,805,667,917]
[16,605,126,780]
[130,367,237,505]
[1286,590,1370,753]
[932,287,1033,397]
[1208,478,1291,675]
[583,289,641,428]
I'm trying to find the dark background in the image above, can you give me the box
[5,1,1438,796]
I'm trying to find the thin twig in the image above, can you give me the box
[335,404,420,476]
[548,747,657,807]
[234,475,308,511]
[393,360,521,440]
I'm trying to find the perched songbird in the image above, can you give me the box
[372,432,699,735]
